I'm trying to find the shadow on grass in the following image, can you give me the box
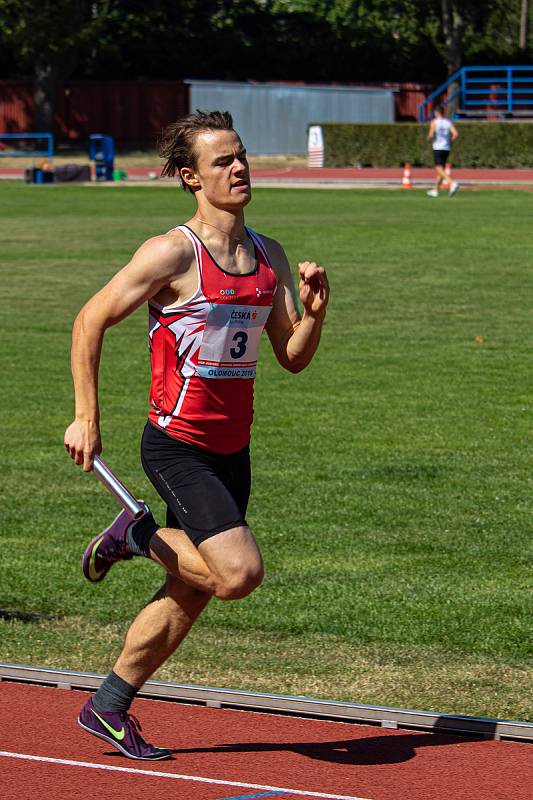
[172,730,485,766]
[0,608,57,623]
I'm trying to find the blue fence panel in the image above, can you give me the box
[0,132,54,158]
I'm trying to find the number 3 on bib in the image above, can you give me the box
[230,331,248,359]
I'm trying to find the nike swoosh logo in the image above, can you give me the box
[88,536,105,581]
[91,708,125,740]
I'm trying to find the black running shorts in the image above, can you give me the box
[140,422,251,547]
[433,149,450,167]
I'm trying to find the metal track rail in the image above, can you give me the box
[1,663,531,742]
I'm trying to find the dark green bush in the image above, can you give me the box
[316,122,533,168]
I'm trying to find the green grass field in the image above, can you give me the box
[1,183,531,720]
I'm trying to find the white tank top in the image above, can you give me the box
[432,117,452,151]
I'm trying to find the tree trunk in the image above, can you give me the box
[519,0,529,50]
[441,0,464,115]
[33,61,60,133]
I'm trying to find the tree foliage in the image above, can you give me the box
[0,0,530,130]
[1,0,530,84]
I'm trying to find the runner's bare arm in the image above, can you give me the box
[263,237,329,373]
[427,120,435,141]
[64,234,191,471]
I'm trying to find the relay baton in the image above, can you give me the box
[92,454,144,519]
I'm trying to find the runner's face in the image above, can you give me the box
[192,130,251,209]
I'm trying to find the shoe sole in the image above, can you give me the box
[78,716,171,760]
[82,531,110,583]
[81,506,141,583]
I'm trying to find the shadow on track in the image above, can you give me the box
[172,731,483,766]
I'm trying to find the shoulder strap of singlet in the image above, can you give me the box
[168,224,204,277]
[246,227,273,268]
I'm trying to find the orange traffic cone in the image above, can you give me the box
[442,162,451,189]
[402,163,412,189]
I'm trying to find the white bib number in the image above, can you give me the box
[196,304,271,379]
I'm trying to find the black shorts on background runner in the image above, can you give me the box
[140,422,251,547]
[433,149,450,167]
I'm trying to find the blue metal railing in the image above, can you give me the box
[0,132,54,158]
[419,69,461,121]
[419,66,533,121]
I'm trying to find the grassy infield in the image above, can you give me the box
[0,183,531,720]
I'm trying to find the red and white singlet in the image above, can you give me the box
[147,225,278,454]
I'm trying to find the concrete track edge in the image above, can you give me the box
[1,663,531,742]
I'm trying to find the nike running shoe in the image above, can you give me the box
[78,697,172,760]
[82,503,149,583]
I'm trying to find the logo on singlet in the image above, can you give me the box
[220,289,236,296]
[230,310,257,320]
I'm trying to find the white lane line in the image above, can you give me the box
[0,750,372,800]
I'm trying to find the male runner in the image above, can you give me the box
[427,104,459,198]
[64,110,329,760]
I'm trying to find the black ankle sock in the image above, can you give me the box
[126,508,158,558]
[93,670,138,714]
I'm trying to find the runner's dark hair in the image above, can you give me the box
[159,110,234,191]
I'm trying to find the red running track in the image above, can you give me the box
[250,167,533,184]
[0,683,531,800]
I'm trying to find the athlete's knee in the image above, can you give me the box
[215,562,264,601]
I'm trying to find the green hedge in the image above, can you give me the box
[318,122,533,168]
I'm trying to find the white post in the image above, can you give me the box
[307,125,324,168]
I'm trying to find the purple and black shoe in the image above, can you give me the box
[82,503,150,583]
[78,697,171,760]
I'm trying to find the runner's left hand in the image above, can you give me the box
[298,261,329,317]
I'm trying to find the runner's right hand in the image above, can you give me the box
[64,419,102,472]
